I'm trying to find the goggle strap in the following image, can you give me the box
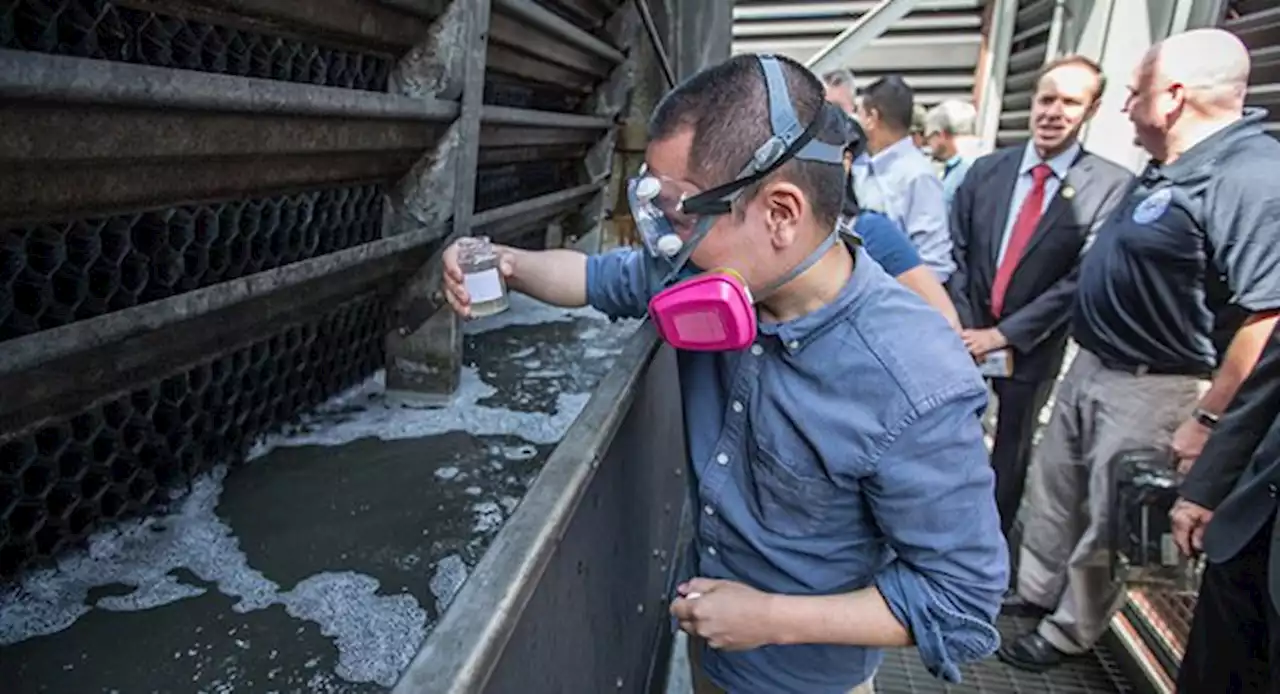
[680,112,821,216]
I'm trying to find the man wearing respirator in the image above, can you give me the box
[441,54,1006,694]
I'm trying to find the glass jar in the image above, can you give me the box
[457,236,510,317]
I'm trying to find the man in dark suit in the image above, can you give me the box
[948,55,1132,542]
[1175,321,1280,691]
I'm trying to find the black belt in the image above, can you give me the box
[1095,357,1211,379]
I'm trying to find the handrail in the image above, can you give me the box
[805,0,924,75]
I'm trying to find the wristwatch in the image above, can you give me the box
[1193,407,1221,429]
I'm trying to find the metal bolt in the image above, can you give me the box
[616,676,624,689]
[637,603,645,614]
[674,467,682,476]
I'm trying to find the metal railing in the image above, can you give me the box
[392,327,691,694]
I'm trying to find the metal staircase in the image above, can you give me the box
[731,0,986,106]
[994,0,1065,146]
[1223,0,1280,134]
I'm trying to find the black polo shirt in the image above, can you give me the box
[1073,109,1280,374]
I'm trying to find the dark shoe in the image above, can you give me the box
[997,632,1065,672]
[1001,590,1050,619]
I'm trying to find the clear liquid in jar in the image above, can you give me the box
[458,236,510,317]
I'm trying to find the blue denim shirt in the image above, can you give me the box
[585,244,1007,693]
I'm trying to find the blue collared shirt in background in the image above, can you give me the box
[584,244,1007,694]
[941,154,974,211]
[852,136,956,282]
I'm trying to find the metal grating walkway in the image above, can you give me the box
[876,613,1135,694]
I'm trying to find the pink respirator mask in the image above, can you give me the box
[648,268,758,351]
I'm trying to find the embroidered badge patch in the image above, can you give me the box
[1132,187,1172,225]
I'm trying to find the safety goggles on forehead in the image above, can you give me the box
[627,54,847,270]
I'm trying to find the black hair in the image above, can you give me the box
[646,53,846,231]
[860,75,914,134]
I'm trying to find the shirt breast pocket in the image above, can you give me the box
[745,438,847,539]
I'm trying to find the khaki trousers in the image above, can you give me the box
[1016,349,1205,653]
[688,637,876,694]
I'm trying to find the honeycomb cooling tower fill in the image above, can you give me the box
[1,0,392,91]
[0,185,384,343]
[0,294,391,579]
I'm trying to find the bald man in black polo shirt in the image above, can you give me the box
[999,28,1280,673]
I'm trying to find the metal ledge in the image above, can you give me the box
[492,0,626,65]
[473,182,605,229]
[0,223,445,379]
[481,105,614,129]
[0,50,459,121]
[489,12,613,79]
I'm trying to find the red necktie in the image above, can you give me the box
[991,164,1053,318]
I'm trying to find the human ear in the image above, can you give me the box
[762,181,805,248]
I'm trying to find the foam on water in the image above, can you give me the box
[0,292,639,688]
[279,572,425,686]
[427,555,468,614]
[246,366,590,460]
[0,468,426,687]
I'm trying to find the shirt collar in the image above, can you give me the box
[869,136,918,168]
[758,242,870,353]
[1018,139,1080,180]
[944,154,965,172]
[1148,107,1269,183]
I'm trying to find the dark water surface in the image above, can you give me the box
[0,296,638,693]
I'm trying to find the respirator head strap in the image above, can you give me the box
[680,55,845,219]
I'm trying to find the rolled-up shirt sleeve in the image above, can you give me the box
[867,387,1007,682]
[902,173,956,283]
[584,247,652,319]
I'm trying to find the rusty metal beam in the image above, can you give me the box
[0,50,458,120]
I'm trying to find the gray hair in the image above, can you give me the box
[924,100,977,137]
[821,68,856,88]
